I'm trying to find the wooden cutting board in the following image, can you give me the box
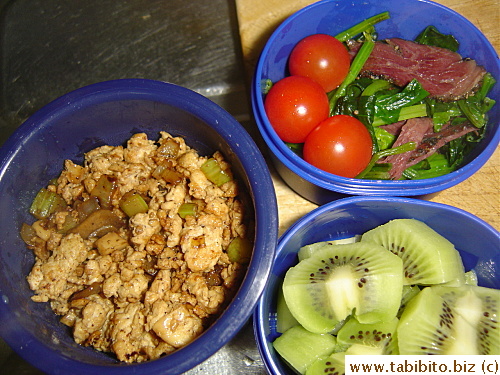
[235,0,500,234]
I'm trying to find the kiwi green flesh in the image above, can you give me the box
[398,285,421,317]
[336,316,399,354]
[283,242,403,333]
[361,219,465,286]
[433,285,500,354]
[306,343,384,375]
[298,242,330,262]
[276,282,299,334]
[298,235,361,261]
[305,352,346,375]
[273,325,337,375]
[398,285,499,354]
[344,343,386,355]
[465,270,479,286]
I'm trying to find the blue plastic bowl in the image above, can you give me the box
[0,79,278,374]
[252,0,500,204]
[254,196,500,375]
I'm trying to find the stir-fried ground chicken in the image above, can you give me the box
[23,132,252,363]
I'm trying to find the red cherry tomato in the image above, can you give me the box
[289,34,350,92]
[303,115,373,178]
[264,76,330,143]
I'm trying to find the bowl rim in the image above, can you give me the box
[253,195,500,375]
[251,0,500,196]
[0,78,279,374]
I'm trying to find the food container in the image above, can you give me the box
[0,79,278,374]
[251,0,500,204]
[254,196,499,374]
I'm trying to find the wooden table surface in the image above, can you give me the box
[235,0,500,235]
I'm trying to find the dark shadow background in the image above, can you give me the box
[0,0,254,146]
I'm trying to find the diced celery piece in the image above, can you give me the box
[178,203,197,218]
[227,236,252,264]
[152,161,184,184]
[119,191,149,217]
[160,167,183,184]
[90,175,116,208]
[29,188,67,219]
[201,158,232,186]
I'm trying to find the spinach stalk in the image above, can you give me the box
[372,103,428,126]
[370,79,429,125]
[356,142,416,179]
[334,11,390,42]
[329,32,375,114]
[402,153,454,179]
[457,73,496,128]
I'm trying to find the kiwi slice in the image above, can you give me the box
[401,284,420,303]
[282,242,403,333]
[276,282,299,334]
[336,316,399,354]
[305,352,345,375]
[465,270,478,286]
[397,285,421,317]
[361,219,465,285]
[344,343,389,355]
[398,284,500,354]
[273,325,337,375]
[298,235,361,261]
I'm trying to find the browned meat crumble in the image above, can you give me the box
[23,132,252,363]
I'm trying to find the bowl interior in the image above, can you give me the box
[253,0,500,196]
[0,79,277,374]
[255,197,499,375]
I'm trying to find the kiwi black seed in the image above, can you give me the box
[282,242,403,334]
[336,316,399,354]
[361,219,466,285]
[398,284,499,354]
[305,352,345,375]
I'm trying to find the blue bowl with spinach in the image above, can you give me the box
[251,0,499,204]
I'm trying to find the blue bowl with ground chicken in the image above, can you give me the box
[251,0,499,205]
[0,79,278,374]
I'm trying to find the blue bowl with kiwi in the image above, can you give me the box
[254,196,499,375]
